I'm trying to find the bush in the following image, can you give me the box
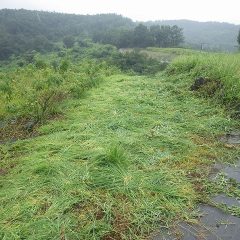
[112,50,167,75]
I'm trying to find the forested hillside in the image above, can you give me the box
[0,9,133,60]
[0,9,185,60]
[0,9,239,61]
[148,19,240,51]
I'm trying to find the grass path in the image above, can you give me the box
[1,73,239,239]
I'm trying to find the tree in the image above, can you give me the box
[237,29,240,46]
[31,35,53,52]
[149,25,161,46]
[149,25,184,48]
[133,24,153,48]
[118,29,134,48]
[159,25,171,47]
[170,25,184,46]
[63,36,75,48]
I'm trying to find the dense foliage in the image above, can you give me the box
[147,20,240,51]
[0,9,133,60]
[111,50,168,74]
[0,9,184,61]
[94,23,184,48]
[238,29,240,47]
[1,9,240,61]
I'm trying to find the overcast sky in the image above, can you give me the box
[0,0,240,24]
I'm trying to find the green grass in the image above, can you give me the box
[118,47,198,62]
[0,60,115,122]
[1,68,239,239]
[167,52,240,115]
[140,47,199,61]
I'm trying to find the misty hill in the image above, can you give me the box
[0,9,133,59]
[147,20,239,51]
[0,9,239,60]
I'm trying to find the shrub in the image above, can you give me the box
[111,50,167,75]
[35,58,47,69]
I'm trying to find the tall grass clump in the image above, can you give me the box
[95,145,129,168]
[167,53,240,116]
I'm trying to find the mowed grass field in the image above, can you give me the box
[1,65,239,239]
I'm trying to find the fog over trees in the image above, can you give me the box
[0,9,239,60]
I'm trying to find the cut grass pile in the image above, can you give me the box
[1,69,239,239]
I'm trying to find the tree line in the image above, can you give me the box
[238,30,240,48]
[0,9,183,60]
[92,23,184,48]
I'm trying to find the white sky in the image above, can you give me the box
[0,0,240,24]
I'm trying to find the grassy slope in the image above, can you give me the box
[141,47,200,61]
[1,72,239,239]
